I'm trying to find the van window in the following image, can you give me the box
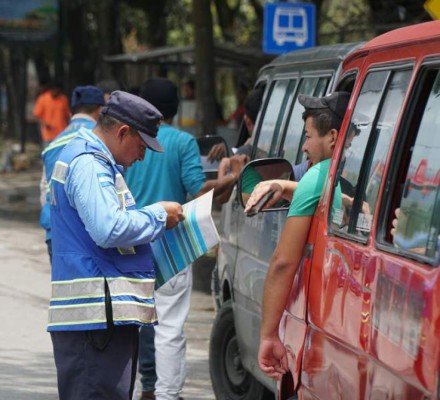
[385,68,440,262]
[255,79,296,158]
[281,76,329,164]
[330,68,412,238]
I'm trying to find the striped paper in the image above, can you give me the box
[151,190,219,288]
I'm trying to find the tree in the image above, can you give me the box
[96,0,123,81]
[193,0,217,136]
[368,0,430,35]
[0,47,26,146]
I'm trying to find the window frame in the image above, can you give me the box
[327,62,415,245]
[277,73,333,162]
[251,76,298,160]
[376,60,440,267]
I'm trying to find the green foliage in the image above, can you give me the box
[319,0,374,44]
[120,2,148,38]
[120,0,194,48]
[167,0,194,46]
[222,1,262,46]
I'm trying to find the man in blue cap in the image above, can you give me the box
[40,85,105,259]
[48,90,185,400]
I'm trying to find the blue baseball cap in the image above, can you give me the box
[101,90,164,153]
[71,85,105,109]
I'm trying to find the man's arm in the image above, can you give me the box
[196,154,248,203]
[244,179,298,213]
[258,215,312,380]
[65,155,179,248]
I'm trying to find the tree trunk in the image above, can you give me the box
[31,48,51,88]
[192,0,217,137]
[96,0,123,81]
[2,47,27,149]
[65,1,95,91]
[213,0,241,42]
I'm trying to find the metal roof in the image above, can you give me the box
[266,42,364,69]
[104,43,274,69]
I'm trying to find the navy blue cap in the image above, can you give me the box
[298,91,351,121]
[71,85,105,109]
[102,90,164,153]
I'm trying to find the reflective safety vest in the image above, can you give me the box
[48,136,157,332]
[40,117,96,242]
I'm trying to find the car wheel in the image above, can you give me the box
[209,300,274,400]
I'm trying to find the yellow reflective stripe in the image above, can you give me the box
[48,302,106,325]
[112,301,157,324]
[51,161,68,183]
[51,277,105,300]
[115,173,132,210]
[52,277,104,283]
[115,173,128,194]
[108,278,154,299]
[48,301,157,326]
[52,294,104,301]
[51,276,154,300]
[42,132,78,155]
[48,320,105,327]
[117,247,136,255]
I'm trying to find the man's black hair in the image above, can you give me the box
[244,86,265,124]
[302,108,343,136]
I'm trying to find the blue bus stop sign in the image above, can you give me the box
[263,2,316,54]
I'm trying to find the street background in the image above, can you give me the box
[0,159,216,400]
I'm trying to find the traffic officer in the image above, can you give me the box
[40,85,105,260]
[48,90,185,400]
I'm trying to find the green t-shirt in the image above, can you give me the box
[287,158,341,217]
[241,166,263,194]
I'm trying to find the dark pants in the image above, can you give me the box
[46,239,52,263]
[138,325,157,392]
[51,325,139,400]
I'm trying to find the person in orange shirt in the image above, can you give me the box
[33,81,70,145]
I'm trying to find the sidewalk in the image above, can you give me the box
[0,142,43,221]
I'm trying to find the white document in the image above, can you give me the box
[151,190,219,287]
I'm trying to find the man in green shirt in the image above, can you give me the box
[254,91,350,380]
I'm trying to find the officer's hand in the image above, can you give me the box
[158,201,185,229]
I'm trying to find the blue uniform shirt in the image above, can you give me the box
[63,127,167,248]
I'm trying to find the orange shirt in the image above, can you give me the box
[33,91,70,142]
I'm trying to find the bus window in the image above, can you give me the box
[254,79,296,158]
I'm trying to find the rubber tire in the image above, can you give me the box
[209,300,274,400]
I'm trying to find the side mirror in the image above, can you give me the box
[238,158,294,214]
[197,135,229,179]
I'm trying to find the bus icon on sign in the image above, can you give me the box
[273,7,308,46]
